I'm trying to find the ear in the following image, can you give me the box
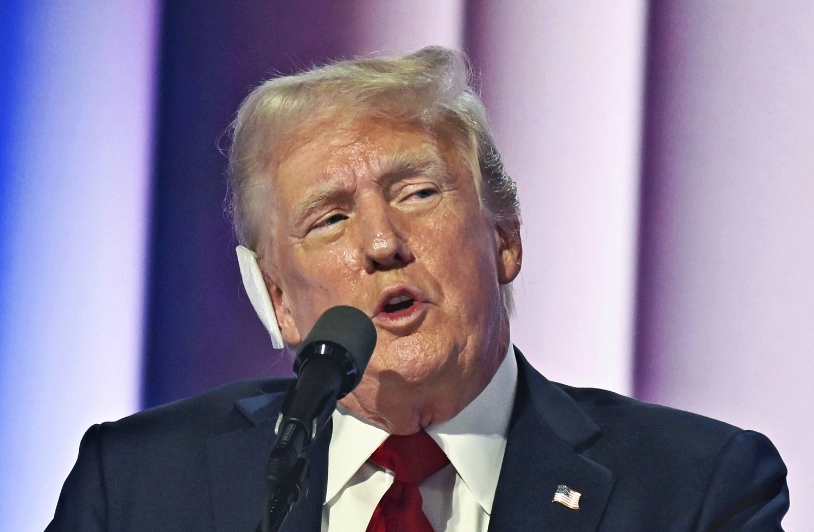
[263,273,303,347]
[495,220,522,285]
[235,246,299,348]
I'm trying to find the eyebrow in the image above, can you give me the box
[375,151,449,189]
[290,183,352,229]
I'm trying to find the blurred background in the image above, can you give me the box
[1,1,812,530]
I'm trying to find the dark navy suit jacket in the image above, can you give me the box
[47,350,789,531]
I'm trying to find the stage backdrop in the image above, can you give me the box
[0,2,158,531]
[1,1,811,530]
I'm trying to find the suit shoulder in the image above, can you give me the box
[552,385,788,527]
[555,383,743,455]
[100,377,292,442]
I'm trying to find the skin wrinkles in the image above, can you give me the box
[257,115,522,435]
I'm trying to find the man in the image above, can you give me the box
[48,47,788,531]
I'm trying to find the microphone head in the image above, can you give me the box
[295,305,377,392]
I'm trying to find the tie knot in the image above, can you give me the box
[370,431,450,485]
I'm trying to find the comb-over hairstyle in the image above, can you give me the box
[227,46,521,312]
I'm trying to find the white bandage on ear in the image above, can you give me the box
[236,245,285,349]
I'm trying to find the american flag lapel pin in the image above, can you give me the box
[552,484,581,510]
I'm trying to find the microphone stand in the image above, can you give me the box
[260,353,345,532]
[261,455,310,532]
[255,305,377,532]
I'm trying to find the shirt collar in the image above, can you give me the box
[325,343,518,513]
[325,402,390,503]
[425,343,517,514]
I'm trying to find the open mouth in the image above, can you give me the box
[373,286,427,328]
[382,294,416,314]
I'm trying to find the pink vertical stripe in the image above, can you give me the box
[470,0,648,394]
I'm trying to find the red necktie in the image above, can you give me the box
[365,431,450,532]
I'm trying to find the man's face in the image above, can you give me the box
[258,115,521,434]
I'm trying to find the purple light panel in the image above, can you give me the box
[635,3,814,528]
[0,2,159,530]
[469,0,648,394]
[346,0,464,54]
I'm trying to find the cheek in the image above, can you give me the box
[416,208,499,302]
[285,242,366,322]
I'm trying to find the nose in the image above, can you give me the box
[359,199,413,273]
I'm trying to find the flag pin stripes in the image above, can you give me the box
[552,484,581,510]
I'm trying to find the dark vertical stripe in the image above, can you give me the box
[632,1,670,400]
[142,1,357,407]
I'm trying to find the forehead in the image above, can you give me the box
[272,117,445,201]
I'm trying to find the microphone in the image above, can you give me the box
[262,305,377,532]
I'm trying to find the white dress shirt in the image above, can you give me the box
[323,345,518,532]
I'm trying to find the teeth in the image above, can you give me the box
[387,295,411,305]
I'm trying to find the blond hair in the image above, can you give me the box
[227,46,520,312]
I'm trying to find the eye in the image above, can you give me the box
[310,212,348,233]
[323,213,347,226]
[400,186,439,203]
[412,188,437,199]
[396,185,440,209]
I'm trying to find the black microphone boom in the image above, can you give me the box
[261,305,377,532]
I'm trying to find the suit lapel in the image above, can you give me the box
[207,389,330,532]
[488,350,615,532]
